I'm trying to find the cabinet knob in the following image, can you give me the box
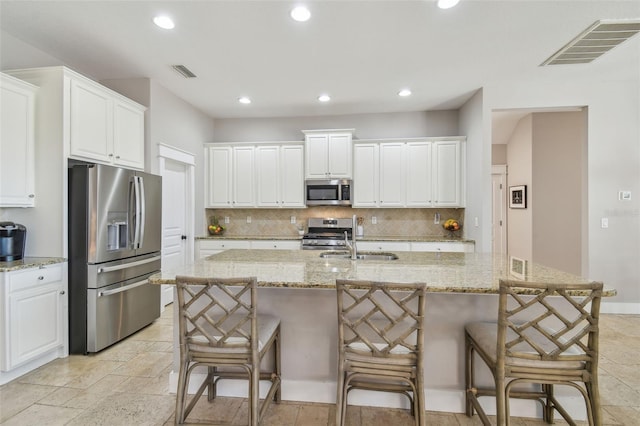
[109,153,114,157]
[116,155,120,159]
[38,276,44,280]
[29,194,35,198]
[60,290,66,295]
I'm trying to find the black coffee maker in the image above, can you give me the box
[0,222,27,261]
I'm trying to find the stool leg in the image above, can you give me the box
[465,334,475,417]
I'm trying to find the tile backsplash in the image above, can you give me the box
[205,207,465,238]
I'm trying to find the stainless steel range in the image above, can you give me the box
[302,217,353,250]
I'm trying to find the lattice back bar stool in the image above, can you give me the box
[174,276,281,426]
[335,279,427,426]
[465,279,603,426]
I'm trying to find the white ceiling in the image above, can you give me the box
[1,1,639,119]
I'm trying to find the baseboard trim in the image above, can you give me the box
[601,302,640,314]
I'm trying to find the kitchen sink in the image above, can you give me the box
[319,251,399,261]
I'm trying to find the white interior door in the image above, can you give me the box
[159,145,195,308]
[492,165,507,254]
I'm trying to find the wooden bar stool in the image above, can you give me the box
[335,279,427,426]
[465,279,603,425]
[174,276,281,426]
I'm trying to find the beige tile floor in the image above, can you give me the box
[1,308,638,425]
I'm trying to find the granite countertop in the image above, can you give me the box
[0,257,67,272]
[150,249,614,296]
[196,234,474,243]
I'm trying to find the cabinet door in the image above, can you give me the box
[255,146,280,207]
[353,144,379,207]
[232,146,255,207]
[379,143,405,207]
[206,146,233,207]
[0,76,36,207]
[305,134,329,178]
[405,142,432,207]
[327,133,352,178]
[113,100,145,170]
[280,145,305,207]
[70,78,113,163]
[8,283,64,369]
[433,141,461,206]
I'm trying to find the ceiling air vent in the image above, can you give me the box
[172,65,197,78]
[541,19,640,66]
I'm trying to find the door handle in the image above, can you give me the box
[97,255,161,274]
[98,279,149,297]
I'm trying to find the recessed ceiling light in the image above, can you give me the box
[318,94,331,102]
[153,15,175,30]
[238,97,251,104]
[437,0,460,9]
[291,6,311,22]
[398,89,412,97]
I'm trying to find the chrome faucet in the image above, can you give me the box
[344,214,357,260]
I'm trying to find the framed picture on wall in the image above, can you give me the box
[509,185,527,209]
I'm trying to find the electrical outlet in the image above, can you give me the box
[474,217,479,227]
[247,216,252,224]
[371,216,377,225]
[434,212,440,224]
[224,216,230,224]
[601,218,608,228]
[290,216,296,224]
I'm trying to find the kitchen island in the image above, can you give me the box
[150,250,613,419]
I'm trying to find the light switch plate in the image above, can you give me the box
[601,218,608,228]
[619,190,631,201]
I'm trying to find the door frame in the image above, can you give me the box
[492,164,508,255]
[158,144,195,306]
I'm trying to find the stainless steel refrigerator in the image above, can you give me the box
[68,163,162,354]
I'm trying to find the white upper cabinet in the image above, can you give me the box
[256,144,305,208]
[232,146,255,207]
[379,143,405,207]
[70,77,145,170]
[205,145,254,208]
[405,142,432,206]
[0,73,37,207]
[432,141,463,207]
[353,138,465,208]
[208,143,304,209]
[353,144,379,207]
[303,129,353,179]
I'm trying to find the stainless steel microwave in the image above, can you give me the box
[305,179,353,206]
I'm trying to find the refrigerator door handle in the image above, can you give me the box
[97,255,162,274]
[138,176,146,247]
[98,279,149,297]
[131,176,142,249]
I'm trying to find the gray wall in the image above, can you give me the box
[532,111,586,276]
[212,110,459,142]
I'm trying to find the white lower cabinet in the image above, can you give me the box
[196,239,301,258]
[357,241,412,252]
[251,240,301,250]
[196,240,251,259]
[357,241,474,253]
[410,241,475,253]
[1,262,68,384]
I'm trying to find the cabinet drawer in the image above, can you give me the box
[198,240,251,250]
[251,240,301,250]
[411,242,474,253]
[357,241,411,252]
[8,264,63,293]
